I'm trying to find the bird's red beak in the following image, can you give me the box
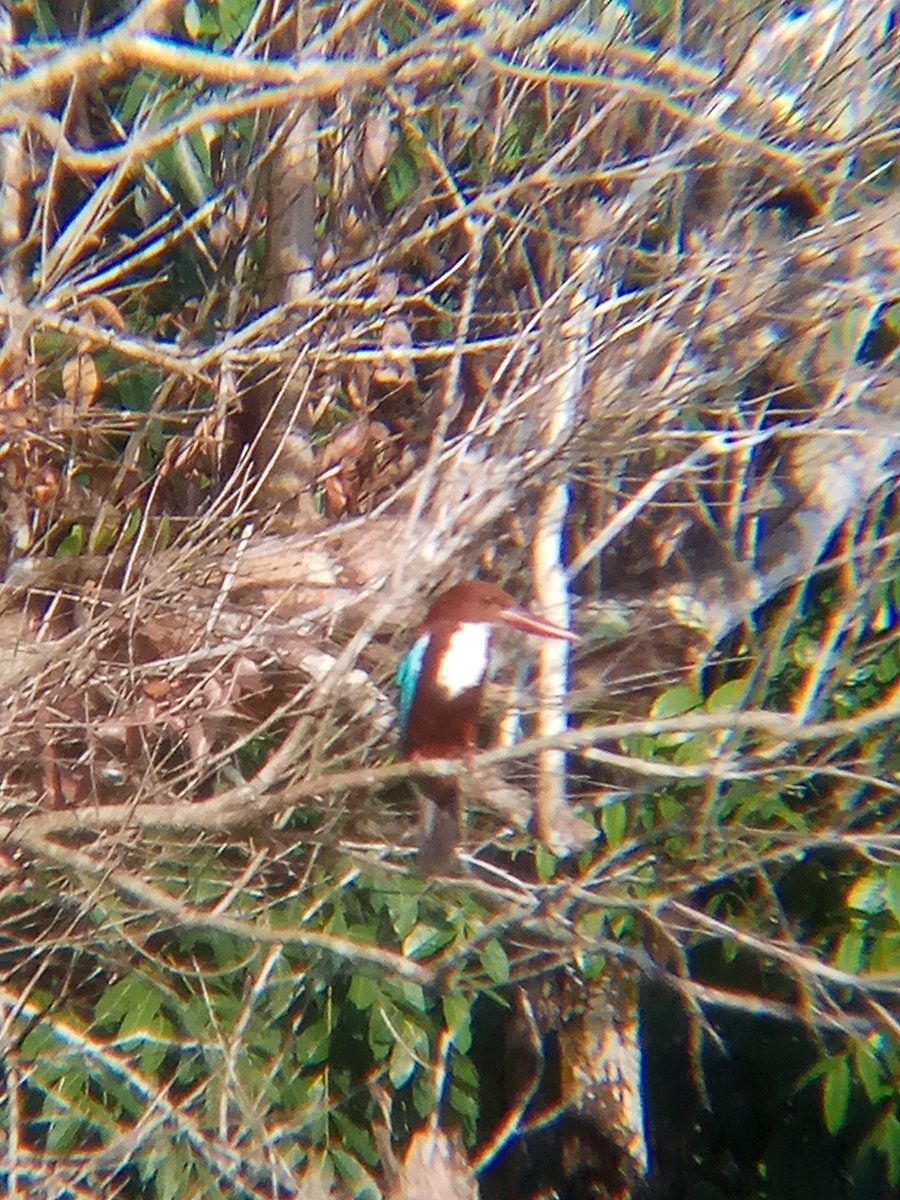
[497,606,579,642]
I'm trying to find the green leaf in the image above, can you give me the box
[117,367,162,413]
[218,0,257,44]
[448,1078,479,1124]
[442,992,471,1034]
[411,1072,436,1119]
[453,1019,473,1056]
[535,841,558,882]
[864,1112,900,1187]
[601,800,627,848]
[403,922,454,959]
[348,975,380,1011]
[45,1115,85,1154]
[673,733,711,765]
[870,930,900,973]
[55,524,84,559]
[705,679,747,712]
[834,931,865,973]
[650,685,702,719]
[846,875,885,914]
[174,1051,203,1088]
[183,0,201,38]
[20,1024,62,1060]
[294,1020,331,1066]
[394,980,427,1013]
[886,867,900,923]
[120,504,142,547]
[658,794,683,823]
[326,1147,378,1195]
[852,1040,886,1104]
[154,1140,194,1200]
[575,908,606,941]
[388,1038,417,1089]
[580,953,607,983]
[140,1033,171,1077]
[368,1005,396,1057]
[332,1110,378,1166]
[480,939,510,985]
[875,646,899,683]
[119,987,163,1039]
[822,1055,851,1134]
[885,1115,900,1187]
[385,891,419,940]
[95,976,154,1030]
[382,149,417,212]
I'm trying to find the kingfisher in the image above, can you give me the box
[396,580,578,871]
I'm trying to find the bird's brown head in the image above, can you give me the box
[422,580,578,642]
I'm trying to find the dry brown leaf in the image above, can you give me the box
[82,294,127,332]
[362,109,397,183]
[318,416,390,517]
[373,317,414,388]
[62,352,101,413]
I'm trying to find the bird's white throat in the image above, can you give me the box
[435,623,491,699]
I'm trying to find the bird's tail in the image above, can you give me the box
[417,778,461,874]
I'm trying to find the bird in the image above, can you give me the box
[396,580,579,871]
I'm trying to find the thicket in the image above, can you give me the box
[0,2,897,1198]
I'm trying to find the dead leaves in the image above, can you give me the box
[57,295,126,428]
[317,414,416,517]
[314,300,417,517]
[60,351,101,416]
[95,653,267,775]
[28,648,269,812]
[0,295,134,565]
[318,416,390,517]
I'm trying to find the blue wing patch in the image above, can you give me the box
[396,634,429,734]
